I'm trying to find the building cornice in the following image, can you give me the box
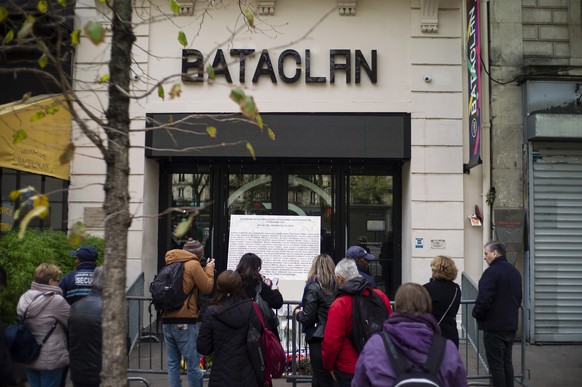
[338,0,356,16]
[420,0,439,33]
[257,0,276,15]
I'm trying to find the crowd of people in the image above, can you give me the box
[0,238,522,387]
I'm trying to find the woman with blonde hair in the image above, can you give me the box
[293,254,336,386]
[353,283,467,386]
[16,263,70,387]
[424,255,462,347]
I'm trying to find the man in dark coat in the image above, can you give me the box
[68,266,104,387]
[472,241,522,387]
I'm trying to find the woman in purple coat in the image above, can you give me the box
[352,283,467,387]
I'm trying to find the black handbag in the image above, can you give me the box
[5,293,58,364]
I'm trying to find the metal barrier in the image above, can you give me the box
[125,294,528,386]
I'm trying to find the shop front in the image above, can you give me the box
[148,113,410,298]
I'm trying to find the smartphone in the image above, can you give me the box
[272,277,279,286]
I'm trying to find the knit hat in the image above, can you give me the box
[183,238,204,258]
[70,245,98,263]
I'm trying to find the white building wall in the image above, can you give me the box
[71,0,471,290]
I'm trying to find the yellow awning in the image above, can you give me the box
[0,94,71,180]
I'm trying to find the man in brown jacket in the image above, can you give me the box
[162,239,215,387]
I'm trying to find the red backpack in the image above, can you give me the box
[252,303,286,385]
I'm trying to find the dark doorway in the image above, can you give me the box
[158,160,402,298]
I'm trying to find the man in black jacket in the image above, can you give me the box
[68,266,104,387]
[472,241,522,387]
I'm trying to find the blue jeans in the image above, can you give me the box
[26,368,63,387]
[163,323,203,387]
[484,330,516,387]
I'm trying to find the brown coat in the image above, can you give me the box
[162,249,214,323]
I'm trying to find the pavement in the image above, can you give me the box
[12,341,582,386]
[120,341,582,387]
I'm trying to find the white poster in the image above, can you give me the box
[227,215,321,301]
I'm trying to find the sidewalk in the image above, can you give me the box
[12,339,573,386]
[122,342,582,387]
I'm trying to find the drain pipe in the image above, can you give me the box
[480,0,493,247]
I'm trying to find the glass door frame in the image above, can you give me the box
[158,160,402,297]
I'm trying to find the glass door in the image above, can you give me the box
[346,175,396,297]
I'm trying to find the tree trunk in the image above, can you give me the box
[101,0,135,386]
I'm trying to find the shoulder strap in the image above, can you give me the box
[437,286,458,325]
[22,292,50,320]
[422,334,447,375]
[41,320,59,344]
[252,302,266,329]
[380,330,411,376]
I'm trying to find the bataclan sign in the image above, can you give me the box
[181,48,377,84]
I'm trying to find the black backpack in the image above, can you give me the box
[149,262,193,312]
[381,331,446,387]
[349,288,390,352]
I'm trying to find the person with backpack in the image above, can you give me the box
[161,240,215,387]
[197,270,264,387]
[352,282,467,387]
[322,258,392,386]
[15,263,70,387]
[236,253,283,340]
[294,254,337,387]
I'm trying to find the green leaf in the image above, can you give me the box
[0,7,8,23]
[13,129,27,144]
[229,87,245,104]
[30,111,46,121]
[244,7,255,28]
[268,127,276,141]
[45,104,59,115]
[207,64,215,80]
[98,73,109,83]
[2,30,14,44]
[84,20,105,45]
[246,142,256,160]
[178,31,187,47]
[157,84,165,100]
[37,0,48,13]
[68,221,86,247]
[18,206,48,239]
[70,28,81,45]
[169,83,182,99]
[37,53,48,68]
[206,126,217,138]
[242,95,258,120]
[173,215,194,238]
[256,114,263,130]
[17,15,36,40]
[169,0,180,14]
[57,0,67,6]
